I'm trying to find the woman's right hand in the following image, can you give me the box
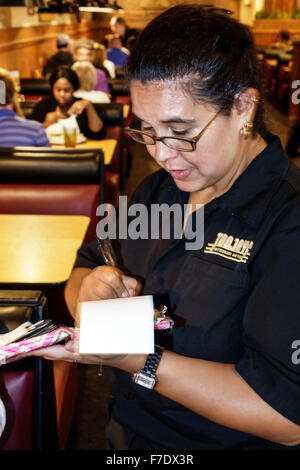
[77,265,142,303]
[43,107,67,128]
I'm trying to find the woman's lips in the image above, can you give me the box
[169,168,193,180]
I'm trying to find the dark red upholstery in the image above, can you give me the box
[0,370,34,450]
[53,361,77,450]
[0,184,99,243]
[0,291,60,450]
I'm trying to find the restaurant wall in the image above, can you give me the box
[0,8,111,77]
[251,18,300,44]
[1,0,298,77]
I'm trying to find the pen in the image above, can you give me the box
[96,236,130,297]
[96,237,118,267]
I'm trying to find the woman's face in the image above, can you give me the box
[53,77,74,108]
[130,80,256,199]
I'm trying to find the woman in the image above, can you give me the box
[29,65,104,139]
[72,61,111,103]
[93,42,116,79]
[29,5,300,450]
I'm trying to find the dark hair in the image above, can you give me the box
[126,4,268,138]
[49,65,79,91]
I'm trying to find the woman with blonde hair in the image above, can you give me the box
[72,61,110,103]
[93,43,115,79]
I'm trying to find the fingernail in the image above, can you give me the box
[121,291,128,298]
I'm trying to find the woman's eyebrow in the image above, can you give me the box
[160,118,196,124]
[132,112,196,125]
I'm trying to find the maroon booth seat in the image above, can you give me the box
[0,148,119,324]
[20,78,51,102]
[0,290,60,450]
[0,150,118,448]
[0,147,120,242]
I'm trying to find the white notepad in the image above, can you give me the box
[78,295,154,354]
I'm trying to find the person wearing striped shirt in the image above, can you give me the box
[0,68,50,147]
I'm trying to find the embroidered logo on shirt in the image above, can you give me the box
[204,232,253,263]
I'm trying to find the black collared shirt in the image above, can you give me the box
[74,135,300,450]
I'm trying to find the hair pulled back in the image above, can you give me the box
[126,4,268,137]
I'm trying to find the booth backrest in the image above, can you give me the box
[21,101,124,128]
[0,148,104,185]
[93,102,124,127]
[20,78,51,98]
[0,290,58,450]
[0,148,105,241]
[108,78,129,97]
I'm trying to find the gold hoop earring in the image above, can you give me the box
[240,121,253,139]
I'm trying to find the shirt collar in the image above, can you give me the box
[215,135,290,228]
[159,135,290,229]
[0,109,15,118]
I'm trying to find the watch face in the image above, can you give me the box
[134,372,156,389]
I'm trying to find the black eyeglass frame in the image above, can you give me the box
[125,110,221,152]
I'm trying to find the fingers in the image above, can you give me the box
[26,344,75,362]
[77,266,136,302]
[68,100,89,116]
[122,275,142,297]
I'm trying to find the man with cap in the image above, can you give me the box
[43,34,74,78]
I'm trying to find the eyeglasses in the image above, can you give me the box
[125,111,220,152]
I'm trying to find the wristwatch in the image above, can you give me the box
[132,345,164,389]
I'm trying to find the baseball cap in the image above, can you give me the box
[57,34,70,48]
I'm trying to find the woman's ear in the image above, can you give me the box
[234,87,260,121]
[234,88,260,139]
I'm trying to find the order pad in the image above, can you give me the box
[78,295,154,354]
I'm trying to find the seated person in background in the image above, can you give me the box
[29,65,104,140]
[109,15,139,51]
[72,61,111,103]
[73,39,111,95]
[43,34,74,78]
[93,42,116,79]
[106,34,129,67]
[272,30,293,52]
[0,68,50,147]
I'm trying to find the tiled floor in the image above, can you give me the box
[66,101,295,450]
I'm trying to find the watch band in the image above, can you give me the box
[140,345,163,377]
[132,345,164,389]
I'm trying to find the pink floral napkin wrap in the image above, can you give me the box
[0,327,72,366]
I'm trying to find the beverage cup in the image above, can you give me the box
[63,125,77,148]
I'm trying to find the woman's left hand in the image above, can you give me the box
[25,329,132,367]
[68,99,90,117]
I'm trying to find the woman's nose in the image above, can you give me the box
[154,140,179,163]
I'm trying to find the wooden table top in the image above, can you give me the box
[52,138,117,165]
[0,214,90,286]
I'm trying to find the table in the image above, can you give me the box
[52,138,117,165]
[0,214,90,287]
